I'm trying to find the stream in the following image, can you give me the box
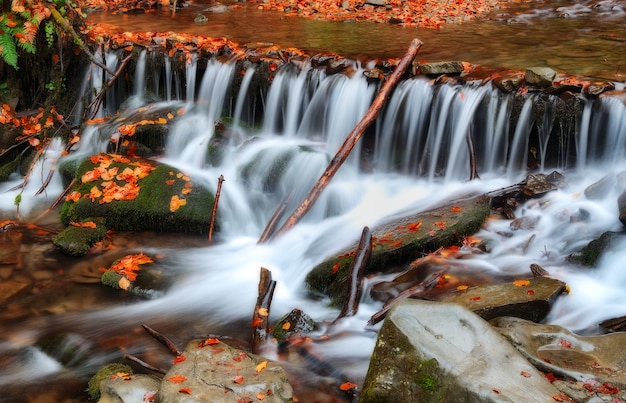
[1,1,626,401]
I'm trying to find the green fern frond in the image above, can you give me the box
[18,40,36,54]
[0,32,18,69]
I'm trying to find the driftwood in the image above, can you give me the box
[123,353,167,374]
[264,38,423,241]
[251,267,276,354]
[333,226,372,324]
[367,269,443,326]
[208,174,225,242]
[466,127,480,180]
[141,324,182,356]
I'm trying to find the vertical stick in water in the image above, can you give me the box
[208,175,225,243]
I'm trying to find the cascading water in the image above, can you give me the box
[2,50,626,400]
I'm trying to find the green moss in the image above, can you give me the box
[101,269,123,289]
[566,231,622,267]
[0,159,18,181]
[87,363,134,400]
[52,217,107,256]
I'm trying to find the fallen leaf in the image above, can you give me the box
[173,355,186,364]
[282,322,291,330]
[258,307,269,317]
[256,361,267,373]
[118,276,131,290]
[513,279,530,287]
[167,375,187,383]
[520,371,531,378]
[178,387,192,394]
[456,285,468,291]
[339,381,357,391]
[233,375,244,384]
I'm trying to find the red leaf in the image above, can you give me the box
[233,375,244,384]
[178,387,192,394]
[339,381,357,391]
[167,375,187,383]
[173,355,186,364]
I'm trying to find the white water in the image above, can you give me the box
[3,56,626,394]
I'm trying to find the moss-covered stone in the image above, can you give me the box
[566,231,623,267]
[360,317,448,402]
[87,363,134,401]
[305,194,491,305]
[272,308,317,345]
[60,154,215,234]
[52,217,107,256]
[0,158,19,181]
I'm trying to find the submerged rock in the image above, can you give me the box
[566,231,623,267]
[97,374,160,403]
[361,300,563,402]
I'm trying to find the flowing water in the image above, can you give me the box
[2,2,626,401]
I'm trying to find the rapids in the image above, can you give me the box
[2,5,626,401]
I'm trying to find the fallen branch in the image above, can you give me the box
[367,270,443,326]
[208,174,225,243]
[82,53,133,123]
[123,353,167,374]
[49,8,115,77]
[333,226,372,324]
[141,324,182,356]
[251,267,276,354]
[257,192,292,244]
[266,39,423,241]
[466,127,479,180]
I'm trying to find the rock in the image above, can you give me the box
[441,277,567,322]
[52,217,107,256]
[584,174,616,200]
[306,193,491,306]
[88,363,135,400]
[566,231,623,267]
[493,75,523,92]
[522,172,560,197]
[97,374,160,403]
[60,153,215,234]
[272,308,317,345]
[158,339,293,402]
[584,81,615,97]
[618,189,626,226]
[492,316,626,391]
[417,61,464,76]
[360,300,563,402]
[365,0,385,5]
[525,67,557,88]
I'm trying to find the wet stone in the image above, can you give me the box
[525,66,557,88]
[417,61,464,76]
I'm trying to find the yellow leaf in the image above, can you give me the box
[513,279,530,287]
[456,285,468,291]
[256,361,267,373]
[282,322,291,330]
[118,276,131,290]
[258,307,269,317]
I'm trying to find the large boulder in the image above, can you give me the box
[306,194,491,305]
[59,153,215,234]
[360,300,564,402]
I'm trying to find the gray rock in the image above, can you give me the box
[418,61,464,75]
[492,316,626,391]
[361,300,563,402]
[365,0,385,5]
[158,339,293,402]
[584,174,615,200]
[525,67,557,88]
[618,189,626,226]
[97,374,160,403]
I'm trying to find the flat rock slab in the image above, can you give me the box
[158,339,293,403]
[441,277,567,322]
[361,300,564,402]
[492,316,626,389]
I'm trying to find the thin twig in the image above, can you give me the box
[123,354,167,374]
[208,174,225,243]
[141,324,182,356]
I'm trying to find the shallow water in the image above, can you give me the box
[86,0,626,80]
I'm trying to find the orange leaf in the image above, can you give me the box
[450,206,462,213]
[66,191,82,202]
[258,307,269,317]
[281,322,291,330]
[251,317,263,327]
[178,388,192,394]
[169,195,187,212]
[456,285,468,291]
[233,375,244,384]
[332,263,340,274]
[256,392,266,400]
[173,355,186,364]
[167,375,187,383]
[513,279,530,287]
[199,337,220,347]
[339,382,357,391]
[433,221,446,230]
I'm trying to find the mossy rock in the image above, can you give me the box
[305,194,491,306]
[87,363,134,401]
[0,158,19,182]
[272,308,317,345]
[52,217,107,256]
[60,153,215,234]
[566,231,623,267]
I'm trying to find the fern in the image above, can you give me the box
[0,32,18,69]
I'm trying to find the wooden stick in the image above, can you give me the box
[267,39,423,241]
[208,174,225,242]
[82,53,133,123]
[257,192,292,244]
[123,354,167,374]
[367,270,443,326]
[141,324,182,356]
[251,267,276,354]
[466,127,480,180]
[333,226,372,323]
